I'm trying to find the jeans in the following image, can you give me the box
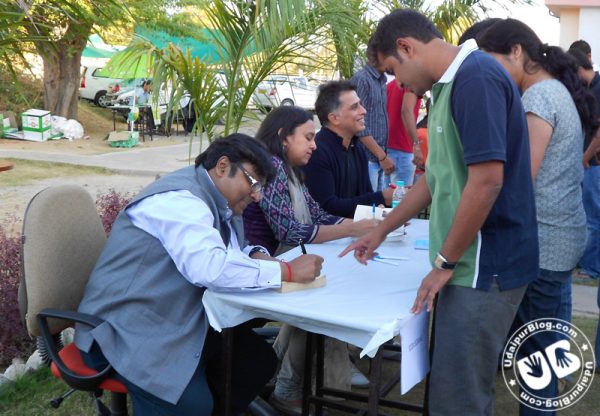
[512,269,572,416]
[367,161,390,192]
[429,281,526,416]
[596,284,600,370]
[559,275,572,323]
[579,166,600,278]
[387,149,416,186]
[272,324,351,401]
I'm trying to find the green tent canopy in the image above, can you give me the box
[82,45,115,59]
[82,34,124,59]
[96,26,223,79]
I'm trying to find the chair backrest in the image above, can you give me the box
[20,185,107,337]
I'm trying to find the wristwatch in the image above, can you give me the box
[249,246,269,257]
[434,252,457,270]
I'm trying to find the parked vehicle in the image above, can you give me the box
[79,65,122,108]
[105,78,146,106]
[252,75,319,111]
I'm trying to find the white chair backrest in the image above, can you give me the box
[20,185,107,336]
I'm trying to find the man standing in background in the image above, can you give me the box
[567,47,600,283]
[386,81,422,185]
[570,39,600,72]
[568,45,600,375]
[351,40,395,191]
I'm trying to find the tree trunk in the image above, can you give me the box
[42,46,83,119]
[32,22,91,120]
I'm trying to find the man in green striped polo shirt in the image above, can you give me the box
[341,10,539,415]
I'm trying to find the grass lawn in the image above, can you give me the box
[1,158,115,187]
[1,317,597,415]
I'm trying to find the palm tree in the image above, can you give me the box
[372,0,533,44]
[125,0,363,146]
[202,0,364,135]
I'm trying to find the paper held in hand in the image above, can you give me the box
[276,275,326,293]
[353,205,406,240]
[353,204,391,221]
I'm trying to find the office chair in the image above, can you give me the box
[19,185,128,415]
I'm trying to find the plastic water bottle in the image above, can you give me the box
[392,180,405,208]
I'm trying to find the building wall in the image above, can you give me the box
[579,8,600,60]
[546,1,600,63]
[558,8,579,50]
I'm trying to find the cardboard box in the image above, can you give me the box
[23,129,53,142]
[108,130,139,148]
[21,109,51,132]
[0,111,18,138]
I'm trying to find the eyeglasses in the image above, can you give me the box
[238,165,263,194]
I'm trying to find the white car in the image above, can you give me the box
[79,65,122,107]
[253,75,319,111]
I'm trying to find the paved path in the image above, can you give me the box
[2,143,599,320]
[2,141,204,176]
[572,283,599,319]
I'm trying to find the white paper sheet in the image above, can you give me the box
[400,309,430,394]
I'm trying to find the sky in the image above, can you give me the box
[484,0,560,45]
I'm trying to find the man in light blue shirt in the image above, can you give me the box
[75,134,324,415]
[135,79,152,105]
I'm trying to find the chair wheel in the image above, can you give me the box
[50,397,63,408]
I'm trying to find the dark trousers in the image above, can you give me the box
[81,321,277,416]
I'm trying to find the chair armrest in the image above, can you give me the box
[38,308,105,329]
[37,308,115,392]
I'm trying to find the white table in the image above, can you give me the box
[203,219,432,415]
[204,219,431,358]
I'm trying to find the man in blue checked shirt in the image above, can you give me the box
[351,40,396,191]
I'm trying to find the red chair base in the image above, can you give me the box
[51,343,128,394]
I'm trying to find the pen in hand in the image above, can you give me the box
[299,240,307,255]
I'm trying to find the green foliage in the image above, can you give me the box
[371,0,533,45]
[0,66,43,114]
[147,40,224,156]
[324,0,371,79]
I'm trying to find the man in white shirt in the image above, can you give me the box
[75,133,324,415]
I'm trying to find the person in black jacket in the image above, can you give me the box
[303,81,393,218]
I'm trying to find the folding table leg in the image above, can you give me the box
[367,346,383,416]
[315,335,325,416]
[302,333,315,416]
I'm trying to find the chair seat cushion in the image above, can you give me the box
[51,343,128,393]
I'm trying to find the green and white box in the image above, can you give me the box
[22,108,51,141]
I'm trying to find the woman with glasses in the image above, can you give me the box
[243,106,377,414]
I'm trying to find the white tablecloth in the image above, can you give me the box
[202,219,431,358]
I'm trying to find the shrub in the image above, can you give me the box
[0,217,35,366]
[0,190,132,366]
[95,189,133,235]
[0,61,43,117]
